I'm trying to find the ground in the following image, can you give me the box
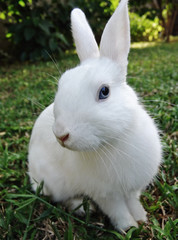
[0,40,177,239]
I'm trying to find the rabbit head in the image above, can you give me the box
[53,0,137,151]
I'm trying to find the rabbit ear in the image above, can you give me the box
[100,0,130,66]
[71,8,99,62]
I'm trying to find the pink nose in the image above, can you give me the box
[58,133,69,143]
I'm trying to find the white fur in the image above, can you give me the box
[71,8,99,62]
[100,0,130,67]
[28,0,162,231]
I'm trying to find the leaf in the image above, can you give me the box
[164,218,177,239]
[24,28,35,41]
[16,198,36,211]
[18,0,26,7]
[35,207,53,221]
[14,212,28,225]
[39,21,52,35]
[51,222,61,240]
[7,193,34,199]
[29,229,38,240]
[64,218,73,240]
[67,218,73,240]
[107,230,125,240]
[55,32,69,45]
[36,35,46,47]
[49,38,58,51]
[0,12,6,20]
[125,227,138,239]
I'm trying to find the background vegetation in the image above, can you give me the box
[0,40,177,239]
[0,0,177,239]
[0,0,177,61]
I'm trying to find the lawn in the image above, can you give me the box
[0,41,177,239]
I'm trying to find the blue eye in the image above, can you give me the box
[98,85,110,100]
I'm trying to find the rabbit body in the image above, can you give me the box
[28,0,162,231]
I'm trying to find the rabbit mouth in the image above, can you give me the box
[55,135,73,150]
[56,135,101,152]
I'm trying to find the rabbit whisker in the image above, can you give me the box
[91,146,111,180]
[96,125,154,159]
[142,99,177,107]
[26,97,46,110]
[102,138,154,179]
[46,73,59,85]
[44,50,61,74]
[100,143,121,180]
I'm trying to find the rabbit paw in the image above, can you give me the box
[135,210,147,223]
[114,216,138,232]
[129,203,147,223]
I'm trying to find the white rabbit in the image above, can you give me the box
[28,0,162,231]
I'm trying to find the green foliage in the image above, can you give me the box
[0,41,177,239]
[130,12,163,42]
[0,0,113,61]
[0,0,70,61]
[8,17,69,61]
[0,0,168,61]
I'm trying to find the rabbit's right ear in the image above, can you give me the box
[100,0,130,67]
[71,8,99,62]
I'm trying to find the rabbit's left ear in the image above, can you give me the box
[71,8,99,62]
[100,0,130,66]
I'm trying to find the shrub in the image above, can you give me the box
[130,12,163,42]
[1,0,71,61]
[0,0,113,61]
[0,0,164,61]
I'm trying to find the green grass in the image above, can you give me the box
[0,41,177,239]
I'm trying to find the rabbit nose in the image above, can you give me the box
[58,133,69,143]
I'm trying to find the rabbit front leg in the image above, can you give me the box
[95,194,138,231]
[126,191,147,223]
